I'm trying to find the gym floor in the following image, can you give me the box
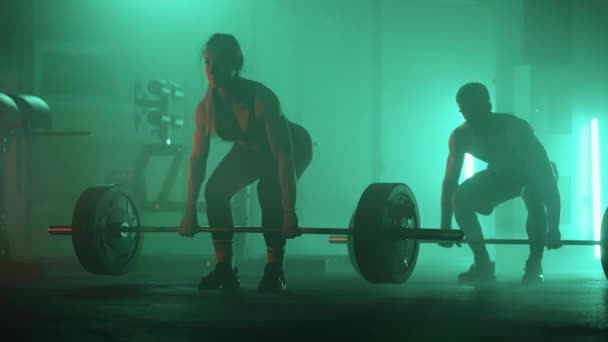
[1,254,607,342]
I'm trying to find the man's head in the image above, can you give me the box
[456,82,492,121]
[202,33,243,88]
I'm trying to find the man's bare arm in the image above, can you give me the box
[441,130,465,229]
[527,136,561,233]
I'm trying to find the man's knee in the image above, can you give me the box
[452,190,478,234]
[453,186,493,217]
[452,187,466,209]
[453,188,475,215]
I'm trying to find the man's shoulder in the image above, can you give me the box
[493,112,528,123]
[494,112,534,133]
[452,122,470,138]
[449,123,472,151]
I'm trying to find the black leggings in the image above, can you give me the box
[204,123,313,248]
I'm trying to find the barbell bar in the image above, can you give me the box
[47,182,459,283]
[328,237,602,246]
[48,225,462,242]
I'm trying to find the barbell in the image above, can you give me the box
[48,182,461,284]
[329,207,608,282]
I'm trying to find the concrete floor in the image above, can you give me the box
[1,255,607,342]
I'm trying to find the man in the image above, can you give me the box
[178,33,313,293]
[439,82,562,285]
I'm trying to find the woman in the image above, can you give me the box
[178,33,313,293]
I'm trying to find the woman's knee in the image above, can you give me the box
[204,179,231,205]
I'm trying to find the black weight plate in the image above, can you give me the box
[348,182,420,284]
[71,184,143,275]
